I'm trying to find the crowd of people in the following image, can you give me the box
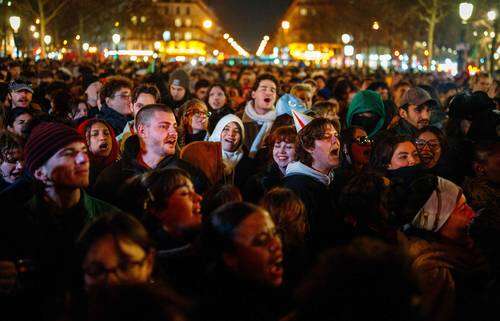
[0,57,499,321]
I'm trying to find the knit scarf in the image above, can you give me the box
[242,101,276,157]
[222,148,244,176]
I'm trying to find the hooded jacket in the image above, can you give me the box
[346,90,386,138]
[92,135,208,207]
[283,161,346,253]
[97,104,130,136]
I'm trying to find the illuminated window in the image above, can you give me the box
[300,8,307,16]
[174,32,181,40]
[185,18,192,27]
[184,32,192,40]
[175,18,182,27]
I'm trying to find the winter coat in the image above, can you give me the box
[97,104,129,136]
[388,117,418,137]
[243,162,284,203]
[346,90,386,137]
[92,135,208,208]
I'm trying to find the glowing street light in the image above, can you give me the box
[223,33,230,39]
[487,10,497,21]
[341,33,351,44]
[154,41,161,51]
[163,30,171,41]
[372,21,380,30]
[35,18,40,24]
[82,42,90,51]
[30,25,36,32]
[33,32,40,39]
[459,3,474,22]
[75,34,81,40]
[344,45,354,57]
[9,16,21,33]
[43,35,52,45]
[281,20,290,30]
[112,33,121,45]
[203,19,213,29]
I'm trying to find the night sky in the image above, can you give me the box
[207,0,291,52]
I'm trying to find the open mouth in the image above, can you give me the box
[264,98,272,103]
[269,256,284,277]
[330,148,339,157]
[98,142,108,150]
[277,156,288,161]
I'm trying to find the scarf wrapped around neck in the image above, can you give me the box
[242,101,276,157]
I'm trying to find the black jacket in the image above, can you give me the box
[98,105,129,135]
[388,117,418,137]
[92,135,208,207]
[243,162,283,203]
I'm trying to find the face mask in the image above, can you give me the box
[351,114,380,136]
[387,164,426,187]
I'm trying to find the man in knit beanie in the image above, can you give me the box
[164,68,192,114]
[0,122,118,319]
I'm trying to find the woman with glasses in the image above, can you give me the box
[340,126,373,173]
[0,131,24,192]
[177,99,210,148]
[201,202,288,321]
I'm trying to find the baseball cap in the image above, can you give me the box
[399,87,437,108]
[8,79,34,93]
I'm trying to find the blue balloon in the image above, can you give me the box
[276,93,308,116]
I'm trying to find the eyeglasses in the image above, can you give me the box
[191,110,211,118]
[113,93,132,100]
[415,139,440,150]
[83,256,147,280]
[353,136,372,146]
[2,151,23,164]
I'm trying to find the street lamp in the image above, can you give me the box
[487,10,497,76]
[372,21,380,30]
[341,34,351,44]
[457,2,474,73]
[112,33,120,47]
[82,42,89,51]
[43,35,51,46]
[162,30,171,41]
[9,16,21,33]
[203,19,213,29]
[281,20,290,30]
[487,10,497,21]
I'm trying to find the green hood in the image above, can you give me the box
[346,90,386,137]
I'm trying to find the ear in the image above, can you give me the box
[222,252,238,270]
[136,123,146,137]
[251,90,257,100]
[33,166,48,183]
[473,162,486,176]
[105,96,112,107]
[398,107,408,119]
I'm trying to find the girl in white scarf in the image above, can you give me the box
[242,100,276,157]
[209,114,245,179]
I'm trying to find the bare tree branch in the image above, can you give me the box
[46,0,71,25]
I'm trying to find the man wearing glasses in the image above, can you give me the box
[98,76,134,135]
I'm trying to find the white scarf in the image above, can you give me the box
[222,148,244,175]
[242,101,276,157]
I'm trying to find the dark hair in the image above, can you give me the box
[135,104,173,127]
[340,125,365,167]
[77,212,155,265]
[367,81,389,92]
[260,187,307,248]
[251,73,279,93]
[132,84,161,104]
[202,202,263,256]
[296,118,339,166]
[205,83,231,110]
[51,89,74,116]
[6,107,33,128]
[0,130,23,162]
[370,134,414,172]
[414,126,448,153]
[294,237,418,321]
[202,183,243,216]
[194,79,211,91]
[100,76,133,105]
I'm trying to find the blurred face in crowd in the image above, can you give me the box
[140,111,178,157]
[82,234,154,289]
[9,66,21,80]
[315,77,326,90]
[156,178,202,234]
[0,148,23,184]
[221,122,242,152]
[393,84,410,107]
[74,102,89,120]
[132,93,156,118]
[307,124,341,174]
[439,195,475,244]
[472,75,492,93]
[294,90,313,108]
[399,104,431,129]
[170,84,186,102]
[208,86,227,110]
[195,86,209,101]
[10,89,32,108]
[415,131,442,169]
[88,122,113,158]
[34,141,90,188]
[474,150,500,184]
[224,210,283,287]
[387,141,420,170]
[273,140,296,172]
[252,79,277,114]
[106,87,132,116]
[85,82,102,108]
[189,106,209,133]
[376,87,389,101]
[8,113,32,136]
[350,128,372,166]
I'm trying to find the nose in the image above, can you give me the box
[76,151,89,164]
[192,192,202,203]
[269,234,282,253]
[15,161,23,171]
[421,109,430,120]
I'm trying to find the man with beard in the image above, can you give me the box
[283,111,347,253]
[164,68,192,116]
[0,122,117,320]
[93,104,207,207]
[7,79,37,110]
[238,73,278,157]
[389,87,437,136]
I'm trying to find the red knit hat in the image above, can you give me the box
[25,122,85,174]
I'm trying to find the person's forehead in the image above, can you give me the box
[171,84,185,90]
[152,110,176,122]
[116,87,131,93]
[15,113,32,120]
[137,93,155,101]
[90,122,108,130]
[258,80,276,88]
[395,141,415,152]
[419,131,438,140]
[236,211,272,238]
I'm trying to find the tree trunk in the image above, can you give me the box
[38,0,46,58]
[426,0,438,66]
